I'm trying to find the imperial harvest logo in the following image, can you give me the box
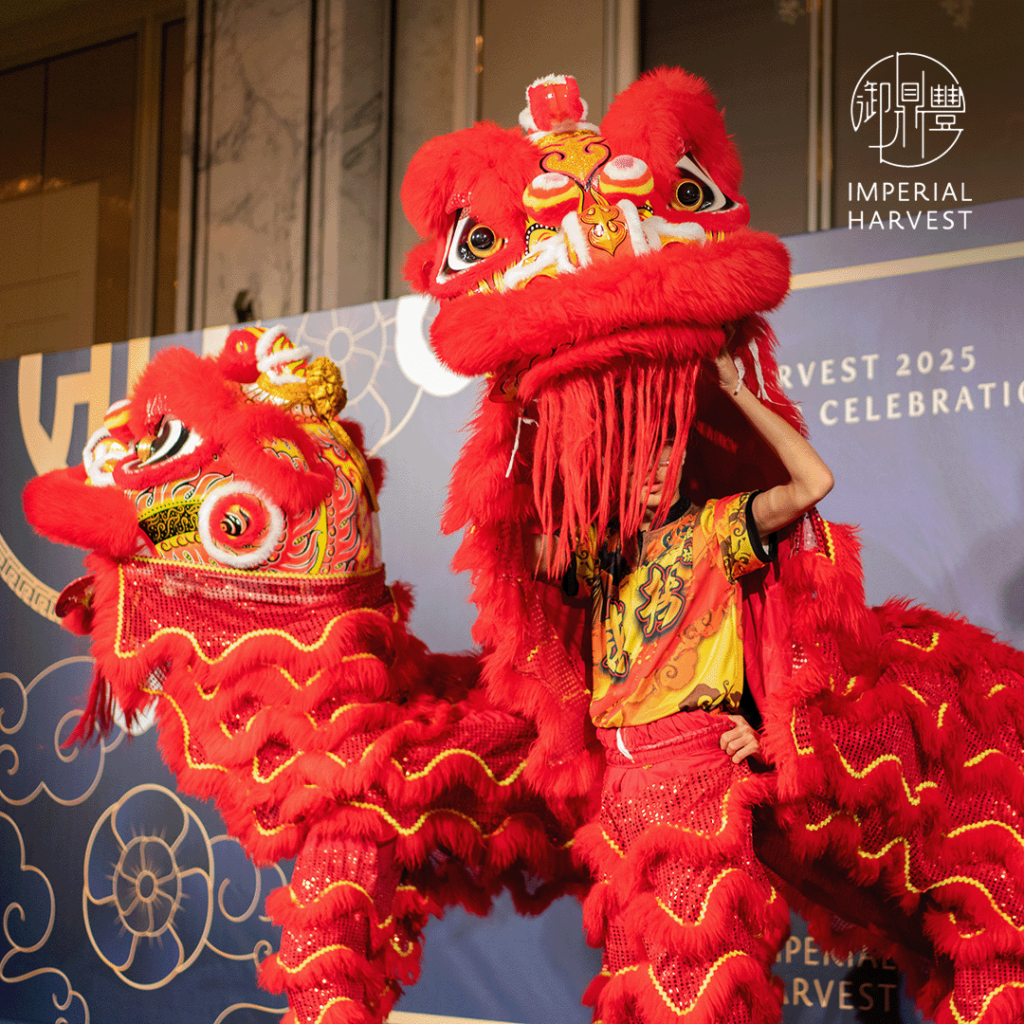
[851,52,964,168]
[847,52,971,231]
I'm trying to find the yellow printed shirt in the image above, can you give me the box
[580,492,771,729]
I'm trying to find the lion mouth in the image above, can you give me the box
[431,227,792,382]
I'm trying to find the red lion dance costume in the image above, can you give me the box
[401,70,1024,1024]
[23,327,579,1024]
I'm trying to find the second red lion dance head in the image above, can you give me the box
[402,69,798,567]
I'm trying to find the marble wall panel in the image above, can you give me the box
[387,0,461,298]
[309,0,390,311]
[187,0,312,328]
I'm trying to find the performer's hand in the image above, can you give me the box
[713,325,741,394]
[720,714,761,763]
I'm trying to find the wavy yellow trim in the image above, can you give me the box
[647,950,749,1015]
[140,685,227,773]
[601,829,626,858]
[814,517,836,563]
[345,801,493,839]
[790,707,815,756]
[655,868,742,928]
[276,942,353,975]
[835,750,938,806]
[602,782,738,859]
[610,965,640,977]
[950,981,1024,1024]
[306,996,355,1024]
[115,564,393,664]
[220,705,264,739]
[938,703,948,728]
[390,749,528,786]
[988,683,1007,698]
[859,838,1024,930]
[946,911,983,939]
[805,812,839,832]
[288,876,372,909]
[902,685,928,704]
[305,700,366,731]
[193,667,221,701]
[252,814,299,837]
[656,875,781,931]
[800,707,1006,809]
[118,611,391,663]
[274,666,303,691]
[254,749,302,784]
[966,749,1000,767]
[948,819,1024,854]
[896,631,940,652]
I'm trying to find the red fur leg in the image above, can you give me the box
[577,754,787,1024]
[262,830,406,1024]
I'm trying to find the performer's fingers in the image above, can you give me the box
[721,728,756,758]
[730,738,760,763]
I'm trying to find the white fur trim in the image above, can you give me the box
[255,324,311,384]
[530,172,572,191]
[643,217,707,250]
[616,201,651,256]
[197,481,285,569]
[503,243,563,291]
[83,427,126,487]
[642,218,664,251]
[749,338,767,398]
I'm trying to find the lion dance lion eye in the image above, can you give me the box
[136,418,191,465]
[465,225,501,260]
[668,154,735,215]
[440,211,505,280]
[674,178,706,211]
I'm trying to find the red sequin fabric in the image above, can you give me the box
[76,556,577,1024]
[758,517,1024,1024]
[575,717,788,1024]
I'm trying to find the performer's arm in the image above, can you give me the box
[714,343,834,537]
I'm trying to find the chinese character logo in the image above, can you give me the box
[851,53,964,167]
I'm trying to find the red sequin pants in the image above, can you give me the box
[261,826,418,1024]
[576,712,789,1024]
